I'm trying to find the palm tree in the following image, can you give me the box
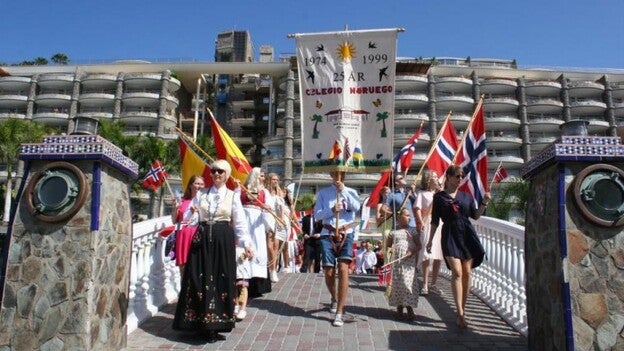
[33,57,48,66]
[310,114,323,139]
[489,178,529,224]
[376,111,389,138]
[0,119,54,223]
[51,53,69,65]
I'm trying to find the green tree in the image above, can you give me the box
[51,53,69,65]
[376,111,389,137]
[294,193,315,211]
[488,178,529,225]
[34,57,48,66]
[0,119,55,222]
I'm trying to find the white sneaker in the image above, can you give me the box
[270,270,279,283]
[236,309,247,320]
[234,304,240,315]
[430,285,443,295]
[330,299,338,313]
[332,313,344,327]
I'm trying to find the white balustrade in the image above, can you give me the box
[127,216,181,333]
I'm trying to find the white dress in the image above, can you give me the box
[243,201,268,279]
[414,189,443,263]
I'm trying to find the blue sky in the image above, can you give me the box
[2,0,623,69]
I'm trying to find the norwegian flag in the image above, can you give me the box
[377,264,392,286]
[141,160,167,191]
[455,102,488,207]
[392,122,423,173]
[426,117,459,178]
[343,138,352,161]
[493,162,509,183]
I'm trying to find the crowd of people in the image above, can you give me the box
[167,161,489,342]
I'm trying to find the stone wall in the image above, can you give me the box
[564,163,624,351]
[525,163,567,350]
[0,160,133,350]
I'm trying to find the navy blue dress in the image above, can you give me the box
[431,190,485,268]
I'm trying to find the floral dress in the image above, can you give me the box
[387,228,420,308]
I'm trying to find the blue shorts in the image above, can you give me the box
[320,232,354,267]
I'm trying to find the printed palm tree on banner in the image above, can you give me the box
[376,111,389,137]
[311,114,323,139]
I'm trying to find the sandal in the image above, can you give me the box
[456,314,467,329]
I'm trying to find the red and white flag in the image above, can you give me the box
[425,116,459,178]
[493,162,509,183]
[455,101,488,207]
[392,121,423,173]
[141,160,167,191]
[378,264,392,286]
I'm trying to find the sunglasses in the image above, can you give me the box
[211,169,225,175]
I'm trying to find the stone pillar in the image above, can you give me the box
[284,69,296,182]
[0,135,138,350]
[521,126,624,350]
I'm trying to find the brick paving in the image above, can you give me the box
[124,272,527,350]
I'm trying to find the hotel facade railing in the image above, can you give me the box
[128,215,527,336]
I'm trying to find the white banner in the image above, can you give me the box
[294,28,398,173]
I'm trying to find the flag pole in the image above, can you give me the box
[175,127,290,227]
[381,253,412,268]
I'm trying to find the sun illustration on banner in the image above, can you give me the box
[336,41,356,62]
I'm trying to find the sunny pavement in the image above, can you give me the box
[125,272,527,350]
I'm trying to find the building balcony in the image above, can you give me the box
[0,75,31,90]
[230,116,255,128]
[529,137,557,155]
[0,112,26,119]
[394,133,431,145]
[394,112,428,127]
[79,93,115,106]
[231,99,255,110]
[122,92,160,106]
[37,74,74,89]
[31,112,70,125]
[123,73,163,89]
[485,115,521,130]
[614,101,624,118]
[570,100,607,115]
[527,116,562,132]
[526,98,564,114]
[568,81,604,98]
[435,76,473,92]
[394,93,428,109]
[436,95,474,111]
[395,75,428,91]
[483,97,519,113]
[120,111,159,124]
[610,82,624,99]
[81,74,118,89]
[487,155,525,167]
[487,135,523,149]
[167,77,181,92]
[479,78,518,94]
[582,118,610,134]
[0,94,28,107]
[76,112,114,120]
[35,93,72,106]
[525,80,561,96]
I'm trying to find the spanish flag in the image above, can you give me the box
[179,137,212,190]
[328,140,342,162]
[209,111,252,186]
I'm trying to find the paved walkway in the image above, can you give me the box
[125,272,527,350]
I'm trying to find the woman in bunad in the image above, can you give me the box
[171,175,205,276]
[236,167,268,318]
[172,159,253,343]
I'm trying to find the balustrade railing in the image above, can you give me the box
[128,215,527,336]
[127,217,181,333]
